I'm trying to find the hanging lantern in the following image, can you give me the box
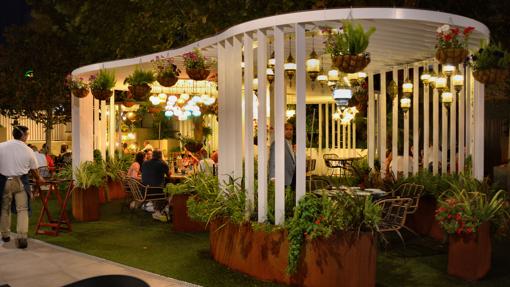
[284,35,296,87]
[429,72,438,89]
[402,78,413,95]
[347,73,359,84]
[327,69,340,82]
[306,34,320,83]
[442,64,456,76]
[435,73,447,91]
[388,80,398,99]
[149,95,161,106]
[268,40,275,68]
[421,67,431,85]
[452,73,464,93]
[441,88,453,108]
[253,78,259,93]
[400,97,411,113]
[266,68,274,84]
[332,82,352,107]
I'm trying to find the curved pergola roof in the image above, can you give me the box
[73,7,490,86]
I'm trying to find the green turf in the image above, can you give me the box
[20,197,510,287]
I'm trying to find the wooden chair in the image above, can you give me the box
[391,183,424,235]
[375,197,412,245]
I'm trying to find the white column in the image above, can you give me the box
[412,64,419,174]
[392,68,399,177]
[368,72,375,169]
[432,63,439,175]
[318,104,323,158]
[232,36,243,180]
[403,68,409,176]
[243,32,255,215]
[466,66,472,156]
[295,23,306,203]
[108,95,115,159]
[71,90,94,170]
[99,101,107,159]
[458,66,465,172]
[379,72,387,177]
[441,87,448,175]
[274,26,286,225]
[473,79,484,180]
[217,40,229,183]
[423,70,430,172]
[256,30,268,223]
[93,99,99,150]
[325,101,329,150]
[450,70,457,174]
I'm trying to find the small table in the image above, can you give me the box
[34,179,74,236]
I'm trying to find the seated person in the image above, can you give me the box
[141,150,170,187]
[144,149,153,161]
[127,152,144,180]
[198,149,215,175]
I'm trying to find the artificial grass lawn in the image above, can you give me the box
[24,197,510,287]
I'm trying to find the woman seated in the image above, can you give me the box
[127,152,144,180]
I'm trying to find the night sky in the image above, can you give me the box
[0,0,31,43]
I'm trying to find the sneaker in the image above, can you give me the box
[1,236,9,243]
[152,211,168,222]
[16,238,28,249]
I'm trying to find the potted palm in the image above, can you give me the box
[124,68,155,101]
[325,21,375,73]
[66,74,89,98]
[89,69,116,101]
[435,25,474,65]
[72,161,106,221]
[436,188,508,281]
[152,56,180,87]
[183,48,215,81]
[471,42,510,84]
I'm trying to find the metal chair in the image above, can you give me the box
[323,153,341,176]
[124,177,168,212]
[306,178,330,193]
[375,197,412,246]
[391,183,424,235]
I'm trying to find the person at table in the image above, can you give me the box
[144,149,153,161]
[198,149,215,175]
[0,125,45,249]
[41,146,55,176]
[268,123,296,190]
[127,152,145,180]
[141,140,153,152]
[141,150,170,187]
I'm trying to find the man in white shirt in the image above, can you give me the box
[141,140,153,152]
[0,126,45,248]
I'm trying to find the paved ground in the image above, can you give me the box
[0,236,200,287]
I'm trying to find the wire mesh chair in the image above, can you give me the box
[323,153,341,176]
[123,177,168,212]
[375,197,413,246]
[391,183,424,235]
[306,178,330,193]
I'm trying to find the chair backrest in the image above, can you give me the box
[323,154,340,168]
[306,179,330,192]
[375,197,412,232]
[124,177,145,202]
[306,159,317,172]
[392,183,424,214]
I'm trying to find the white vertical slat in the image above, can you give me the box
[412,64,419,174]
[99,102,107,159]
[232,36,244,180]
[392,68,399,177]
[347,122,351,156]
[458,66,465,172]
[332,104,336,149]
[368,72,375,169]
[243,32,255,215]
[295,23,306,203]
[108,94,115,159]
[403,68,410,176]
[342,124,346,157]
[353,121,356,157]
[450,70,457,173]
[325,102,329,150]
[256,30,268,223]
[423,67,430,172]
[379,72,387,177]
[432,63,439,175]
[441,82,448,175]
[273,25,286,225]
[473,79,484,180]
[217,40,229,184]
[72,90,94,170]
[318,104,323,158]
[93,99,99,150]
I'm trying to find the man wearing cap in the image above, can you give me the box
[0,125,45,248]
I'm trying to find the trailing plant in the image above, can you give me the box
[471,42,510,71]
[324,21,375,56]
[183,48,216,70]
[435,25,474,49]
[73,161,106,189]
[65,74,88,90]
[123,68,155,86]
[286,192,380,274]
[89,69,116,91]
[152,56,181,78]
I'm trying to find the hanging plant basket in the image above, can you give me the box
[148,106,162,114]
[122,101,136,108]
[473,69,509,84]
[332,53,371,73]
[71,88,89,98]
[184,142,203,153]
[91,89,113,101]
[157,75,179,87]
[435,48,469,65]
[186,68,210,81]
[128,84,152,101]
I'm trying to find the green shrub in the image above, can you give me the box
[325,21,375,56]
[471,42,510,71]
[74,161,106,189]
[124,68,155,86]
[89,69,116,91]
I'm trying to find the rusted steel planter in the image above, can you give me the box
[405,196,444,241]
[72,187,100,222]
[171,194,206,232]
[209,220,376,287]
[448,223,491,281]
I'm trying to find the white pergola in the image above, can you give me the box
[72,8,489,225]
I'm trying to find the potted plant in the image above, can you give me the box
[435,188,508,281]
[89,69,116,101]
[152,56,180,87]
[435,25,474,65]
[104,157,130,200]
[471,42,510,84]
[66,74,89,98]
[179,135,203,153]
[324,21,375,73]
[183,48,216,81]
[124,68,155,101]
[72,161,106,221]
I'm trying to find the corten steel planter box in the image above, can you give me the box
[171,194,206,232]
[72,187,100,222]
[448,223,491,281]
[209,220,376,287]
[107,180,126,200]
[406,196,445,241]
